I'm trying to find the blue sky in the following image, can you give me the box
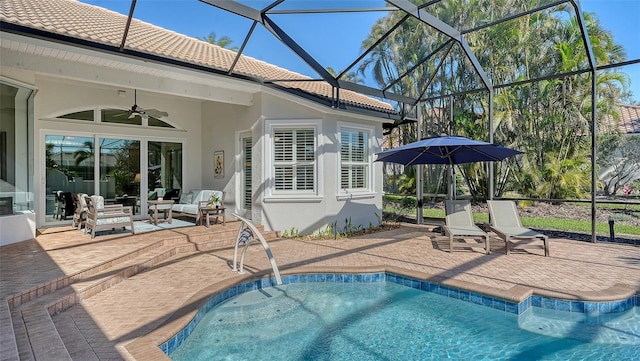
[81,0,639,102]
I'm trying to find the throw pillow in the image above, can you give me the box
[179,192,193,204]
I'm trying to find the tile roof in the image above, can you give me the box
[601,104,640,135]
[617,104,640,134]
[1,0,395,114]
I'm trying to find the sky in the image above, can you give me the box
[81,0,640,102]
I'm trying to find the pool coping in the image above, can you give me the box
[124,265,639,361]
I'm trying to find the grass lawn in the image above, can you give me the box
[384,198,640,237]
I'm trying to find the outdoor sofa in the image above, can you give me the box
[171,189,224,223]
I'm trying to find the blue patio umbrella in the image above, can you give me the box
[375,135,522,166]
[376,135,523,222]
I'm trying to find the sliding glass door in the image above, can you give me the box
[99,138,141,214]
[44,135,182,223]
[148,141,182,201]
[45,135,95,222]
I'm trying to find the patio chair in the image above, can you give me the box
[53,191,64,219]
[442,200,490,254]
[84,195,134,238]
[54,191,74,220]
[486,200,549,256]
[71,193,89,230]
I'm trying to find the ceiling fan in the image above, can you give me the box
[117,89,168,120]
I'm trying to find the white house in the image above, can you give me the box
[0,0,398,245]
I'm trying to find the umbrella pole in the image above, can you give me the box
[447,148,455,200]
[450,165,456,200]
[417,165,423,224]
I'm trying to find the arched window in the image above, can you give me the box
[55,108,177,129]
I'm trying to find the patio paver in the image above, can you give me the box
[1,223,639,360]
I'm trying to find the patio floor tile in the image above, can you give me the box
[1,222,638,360]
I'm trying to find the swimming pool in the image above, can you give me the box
[165,273,639,360]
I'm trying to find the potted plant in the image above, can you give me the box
[209,193,221,208]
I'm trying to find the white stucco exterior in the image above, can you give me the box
[1,31,386,243]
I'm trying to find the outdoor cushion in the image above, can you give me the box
[175,204,198,215]
[154,187,166,198]
[179,192,193,205]
[91,195,105,209]
[172,190,220,217]
[88,216,132,226]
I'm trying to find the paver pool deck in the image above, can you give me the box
[1,221,639,360]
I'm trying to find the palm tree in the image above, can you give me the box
[73,141,94,167]
[45,143,58,169]
[198,31,238,51]
[325,67,364,84]
[361,1,630,200]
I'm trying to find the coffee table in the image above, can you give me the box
[148,199,174,225]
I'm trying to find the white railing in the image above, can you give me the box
[232,213,282,285]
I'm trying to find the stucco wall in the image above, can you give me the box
[200,99,259,215]
[30,77,202,227]
[200,90,385,235]
[2,51,384,235]
[256,92,384,235]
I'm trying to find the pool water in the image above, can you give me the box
[170,282,640,360]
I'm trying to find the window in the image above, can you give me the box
[273,128,315,192]
[101,108,142,125]
[0,81,34,215]
[242,135,252,209]
[54,109,176,128]
[340,127,370,192]
[58,110,93,121]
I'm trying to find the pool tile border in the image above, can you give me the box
[162,272,639,356]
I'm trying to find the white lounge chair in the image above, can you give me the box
[442,200,490,254]
[486,200,549,256]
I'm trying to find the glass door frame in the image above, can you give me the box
[41,130,185,224]
[97,136,144,217]
[43,130,97,224]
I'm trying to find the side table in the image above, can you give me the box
[198,205,226,227]
[148,199,174,225]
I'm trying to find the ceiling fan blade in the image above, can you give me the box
[113,111,130,118]
[145,109,169,118]
[123,90,168,119]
